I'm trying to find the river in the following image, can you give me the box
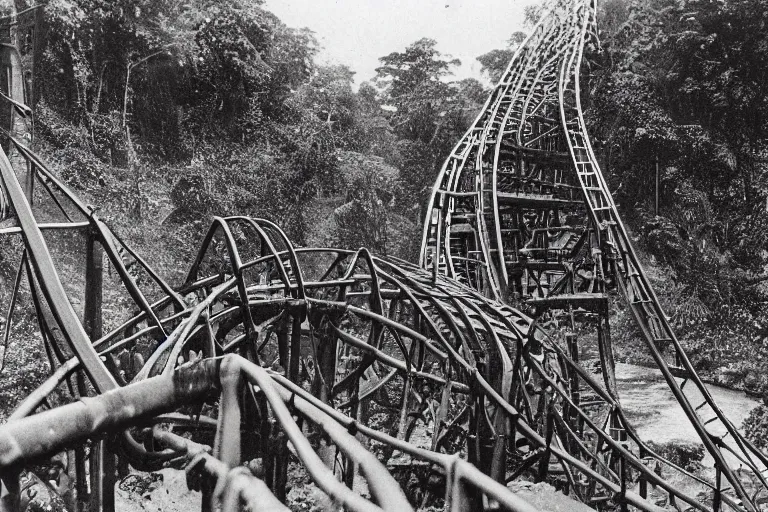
[615,362,762,469]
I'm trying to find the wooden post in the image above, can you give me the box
[597,310,619,402]
[639,446,647,499]
[654,155,660,216]
[714,466,722,512]
[619,456,628,512]
[74,373,89,512]
[566,332,581,453]
[83,234,103,371]
[310,311,340,476]
[84,234,115,512]
[537,402,554,483]
[89,441,116,512]
[567,332,579,406]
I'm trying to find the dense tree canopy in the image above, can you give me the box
[31,1,491,257]
[372,39,484,216]
[588,0,768,285]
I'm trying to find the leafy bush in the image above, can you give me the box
[646,440,705,473]
[744,404,768,452]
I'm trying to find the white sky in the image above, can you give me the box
[264,0,536,86]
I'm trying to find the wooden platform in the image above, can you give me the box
[497,192,582,208]
[526,293,608,312]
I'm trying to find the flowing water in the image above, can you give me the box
[617,363,758,443]
[615,362,761,469]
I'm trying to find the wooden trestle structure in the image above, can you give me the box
[0,1,761,511]
[422,0,768,510]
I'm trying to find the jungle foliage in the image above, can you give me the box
[582,0,768,393]
[32,1,486,264]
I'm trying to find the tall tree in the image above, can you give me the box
[375,38,460,144]
[477,31,526,83]
[374,39,469,217]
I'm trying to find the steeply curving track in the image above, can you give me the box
[422,0,768,510]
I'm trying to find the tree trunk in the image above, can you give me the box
[6,3,33,201]
[740,152,756,208]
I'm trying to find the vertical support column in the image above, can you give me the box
[639,446,648,500]
[276,313,289,371]
[310,309,341,479]
[596,305,619,401]
[88,441,116,512]
[83,233,103,378]
[242,241,267,499]
[397,306,416,442]
[0,469,21,512]
[74,373,89,512]
[565,331,581,454]
[654,155,660,217]
[84,233,115,512]
[343,379,360,490]
[536,401,555,483]
[271,428,288,501]
[288,305,303,383]
[489,408,508,485]
[274,306,305,498]
[619,456,628,512]
[312,313,338,405]
[259,392,275,497]
[566,332,579,407]
[714,466,722,512]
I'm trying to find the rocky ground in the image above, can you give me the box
[112,463,590,512]
[116,470,198,512]
[507,482,595,512]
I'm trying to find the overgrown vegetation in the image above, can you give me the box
[30,0,490,267]
[582,0,768,448]
[568,1,768,398]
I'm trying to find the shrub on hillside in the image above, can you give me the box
[645,440,704,473]
[53,147,107,192]
[744,404,768,453]
[170,173,214,221]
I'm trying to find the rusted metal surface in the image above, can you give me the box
[0,1,760,511]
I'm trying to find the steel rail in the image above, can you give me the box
[483,1,579,294]
[0,3,761,510]
[413,0,766,509]
[557,0,765,507]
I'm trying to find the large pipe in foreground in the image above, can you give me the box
[0,359,219,469]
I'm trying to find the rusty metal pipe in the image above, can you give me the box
[271,375,412,512]
[0,360,219,468]
[221,467,289,512]
[225,356,384,512]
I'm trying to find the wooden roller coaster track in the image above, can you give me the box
[0,1,760,511]
[422,0,768,510]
